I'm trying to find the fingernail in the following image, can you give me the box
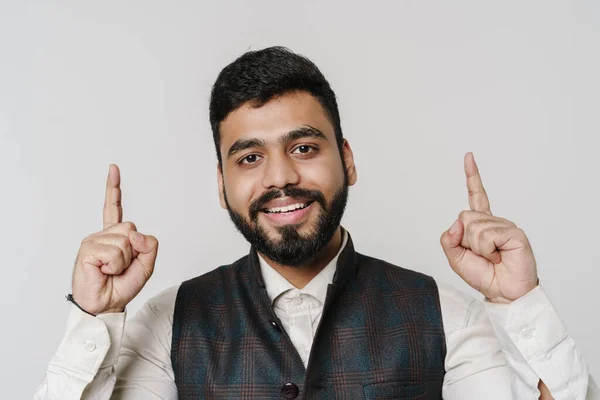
[449,220,460,234]
[132,232,143,241]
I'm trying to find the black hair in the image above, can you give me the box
[209,46,343,166]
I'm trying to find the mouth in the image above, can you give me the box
[262,201,314,214]
[259,200,315,226]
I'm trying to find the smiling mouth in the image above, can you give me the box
[261,201,314,214]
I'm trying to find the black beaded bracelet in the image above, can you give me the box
[65,294,97,317]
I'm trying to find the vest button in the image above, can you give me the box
[281,382,299,399]
[270,320,282,332]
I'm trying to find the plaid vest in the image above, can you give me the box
[171,233,446,399]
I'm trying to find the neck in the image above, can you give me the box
[259,227,343,289]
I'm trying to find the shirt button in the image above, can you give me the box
[521,327,535,339]
[281,382,299,399]
[292,297,302,306]
[83,340,97,352]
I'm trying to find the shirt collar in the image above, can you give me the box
[258,229,349,305]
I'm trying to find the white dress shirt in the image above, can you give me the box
[34,231,599,399]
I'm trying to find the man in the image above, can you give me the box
[34,47,598,399]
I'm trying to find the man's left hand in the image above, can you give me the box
[440,152,539,303]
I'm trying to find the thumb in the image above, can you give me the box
[440,220,465,270]
[128,231,159,269]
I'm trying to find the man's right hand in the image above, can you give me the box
[71,164,159,315]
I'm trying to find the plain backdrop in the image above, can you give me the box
[1,0,598,397]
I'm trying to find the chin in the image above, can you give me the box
[263,217,317,237]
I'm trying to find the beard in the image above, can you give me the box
[224,183,349,267]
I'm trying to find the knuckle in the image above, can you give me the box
[468,220,481,229]
[93,241,109,252]
[492,216,513,227]
[115,234,131,249]
[103,243,124,260]
[458,210,470,221]
[465,222,474,235]
[113,244,126,258]
[82,242,108,261]
[468,218,497,234]
[480,226,503,239]
[466,219,482,234]
[479,227,492,240]
[121,221,137,231]
[81,232,99,245]
[514,227,528,242]
[498,216,516,226]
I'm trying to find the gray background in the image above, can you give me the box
[1,0,598,397]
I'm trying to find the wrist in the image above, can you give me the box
[65,293,97,316]
[100,307,126,314]
[486,278,540,304]
[485,295,513,304]
[66,294,125,315]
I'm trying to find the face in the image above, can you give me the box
[217,91,357,266]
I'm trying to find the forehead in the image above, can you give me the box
[219,91,335,151]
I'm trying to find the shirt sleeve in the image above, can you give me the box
[440,284,516,399]
[32,303,126,400]
[32,285,180,400]
[110,286,178,399]
[484,284,599,400]
[440,282,598,399]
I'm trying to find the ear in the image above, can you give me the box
[341,139,357,186]
[217,164,228,209]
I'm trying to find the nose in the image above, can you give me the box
[261,153,300,189]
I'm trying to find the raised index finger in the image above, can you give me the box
[464,152,492,215]
[103,164,123,229]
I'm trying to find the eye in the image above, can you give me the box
[292,145,316,155]
[239,154,262,165]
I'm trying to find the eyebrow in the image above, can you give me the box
[279,126,327,144]
[227,138,267,159]
[227,125,328,159]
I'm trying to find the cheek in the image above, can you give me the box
[224,175,258,211]
[300,155,345,193]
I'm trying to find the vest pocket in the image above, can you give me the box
[363,382,426,399]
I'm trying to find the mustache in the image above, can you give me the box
[249,187,327,220]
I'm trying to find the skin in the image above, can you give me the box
[71,165,159,315]
[438,152,550,397]
[216,91,357,288]
[73,89,552,397]
[439,152,539,304]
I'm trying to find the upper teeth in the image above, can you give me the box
[265,203,307,213]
